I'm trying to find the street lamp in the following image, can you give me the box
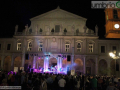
[109,51,120,75]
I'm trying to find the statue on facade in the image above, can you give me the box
[35,25,38,34]
[60,25,63,32]
[72,25,75,32]
[25,24,28,32]
[47,26,50,32]
[83,26,87,33]
[15,25,18,32]
[95,25,98,36]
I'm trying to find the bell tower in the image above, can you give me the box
[105,1,120,38]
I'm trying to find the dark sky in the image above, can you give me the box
[0,0,106,39]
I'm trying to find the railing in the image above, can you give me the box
[15,32,96,36]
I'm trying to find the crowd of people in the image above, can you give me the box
[0,70,120,90]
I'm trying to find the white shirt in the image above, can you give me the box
[58,78,66,87]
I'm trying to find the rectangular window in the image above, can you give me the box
[55,25,60,32]
[89,44,93,53]
[65,44,70,52]
[17,43,21,51]
[101,46,105,53]
[38,42,43,51]
[113,9,118,19]
[7,44,11,50]
[112,46,116,52]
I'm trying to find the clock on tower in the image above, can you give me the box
[105,2,120,38]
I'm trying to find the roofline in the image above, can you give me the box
[30,8,87,21]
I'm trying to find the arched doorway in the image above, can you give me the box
[86,59,95,75]
[98,59,107,75]
[49,58,57,67]
[14,56,21,71]
[74,59,83,73]
[4,56,11,71]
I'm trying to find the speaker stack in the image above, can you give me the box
[67,55,71,61]
[25,54,29,60]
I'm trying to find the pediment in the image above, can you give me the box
[30,8,87,21]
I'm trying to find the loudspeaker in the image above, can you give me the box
[25,54,29,60]
[67,55,71,61]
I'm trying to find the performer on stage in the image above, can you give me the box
[38,66,41,70]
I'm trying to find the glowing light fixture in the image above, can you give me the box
[114,24,119,29]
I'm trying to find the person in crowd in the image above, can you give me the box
[0,78,8,86]
[58,76,66,90]
[74,77,80,90]
[97,77,103,90]
[91,76,97,90]
[40,78,47,90]
[106,82,118,90]
[114,76,118,84]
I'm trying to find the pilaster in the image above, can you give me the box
[83,56,86,74]
[95,57,98,75]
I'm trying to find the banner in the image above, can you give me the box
[20,67,24,71]
[71,70,75,76]
[14,67,18,72]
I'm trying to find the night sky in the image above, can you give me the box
[0,0,106,39]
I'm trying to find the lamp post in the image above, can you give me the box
[109,51,120,76]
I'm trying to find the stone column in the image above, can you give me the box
[11,54,14,71]
[1,55,4,70]
[44,55,49,72]
[47,56,49,71]
[44,57,46,72]
[22,38,26,67]
[57,57,60,72]
[71,47,74,70]
[59,57,62,69]
[107,60,111,76]
[95,57,98,75]
[83,56,86,74]
[21,53,25,67]
[33,56,36,69]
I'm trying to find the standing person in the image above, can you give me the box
[58,76,66,90]
[40,78,47,90]
[91,76,97,90]
[106,82,118,90]
[74,77,80,90]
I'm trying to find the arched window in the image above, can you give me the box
[89,43,93,53]
[38,42,43,51]
[17,43,21,51]
[17,39,21,51]
[28,42,32,51]
[65,42,70,52]
[77,43,81,52]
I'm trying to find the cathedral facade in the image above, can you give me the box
[0,7,120,76]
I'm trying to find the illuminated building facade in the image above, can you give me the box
[0,7,120,76]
